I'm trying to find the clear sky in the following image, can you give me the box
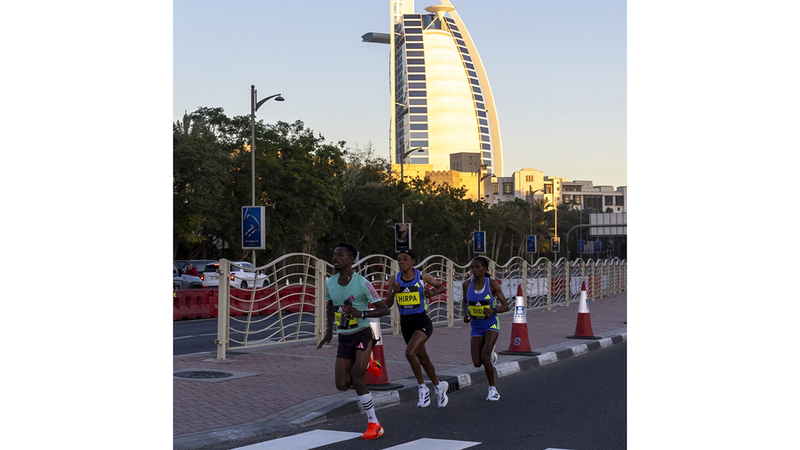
[174,0,627,187]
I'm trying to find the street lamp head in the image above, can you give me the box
[275,96,285,101]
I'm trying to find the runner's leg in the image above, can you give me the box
[482,330,500,386]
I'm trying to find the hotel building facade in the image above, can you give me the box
[363,0,503,176]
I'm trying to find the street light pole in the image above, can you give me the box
[553,179,559,262]
[250,85,284,266]
[399,146,423,186]
[477,164,489,231]
[399,146,423,223]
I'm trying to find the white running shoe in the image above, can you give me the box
[436,381,449,408]
[486,388,500,402]
[417,384,431,408]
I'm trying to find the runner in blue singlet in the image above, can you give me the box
[461,256,509,401]
[385,249,449,408]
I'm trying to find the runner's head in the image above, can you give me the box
[469,256,490,279]
[333,243,358,271]
[397,249,416,272]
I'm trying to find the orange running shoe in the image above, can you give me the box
[367,357,382,378]
[361,421,384,440]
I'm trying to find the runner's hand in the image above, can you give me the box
[316,333,332,349]
[463,315,472,324]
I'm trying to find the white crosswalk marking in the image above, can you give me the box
[383,438,481,449]
[232,429,361,449]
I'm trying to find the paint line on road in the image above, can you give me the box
[173,333,217,340]
[383,438,481,449]
[232,429,361,449]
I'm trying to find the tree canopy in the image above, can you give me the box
[173,107,593,265]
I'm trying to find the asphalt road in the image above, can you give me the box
[231,341,627,450]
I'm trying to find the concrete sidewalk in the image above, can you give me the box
[173,292,627,450]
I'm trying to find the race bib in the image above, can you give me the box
[335,311,358,327]
[468,304,489,317]
[396,291,421,308]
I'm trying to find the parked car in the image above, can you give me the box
[174,262,203,290]
[199,261,221,288]
[189,259,217,274]
[231,261,270,289]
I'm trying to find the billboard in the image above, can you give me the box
[589,212,627,237]
[395,223,411,253]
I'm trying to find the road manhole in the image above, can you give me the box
[173,368,261,383]
[174,370,233,380]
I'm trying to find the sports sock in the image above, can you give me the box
[358,392,378,423]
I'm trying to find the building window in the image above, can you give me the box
[615,196,624,206]
[503,183,513,194]
[492,183,499,194]
[605,196,614,206]
[584,196,602,209]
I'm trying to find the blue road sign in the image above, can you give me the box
[473,231,486,254]
[526,235,536,254]
[595,240,602,254]
[242,206,266,250]
[578,240,585,253]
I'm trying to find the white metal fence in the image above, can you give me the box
[215,254,626,360]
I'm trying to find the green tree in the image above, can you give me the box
[323,143,399,257]
[173,108,232,259]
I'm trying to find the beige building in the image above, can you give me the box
[393,163,483,201]
[392,162,626,213]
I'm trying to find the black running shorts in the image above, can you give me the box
[400,312,433,344]
[336,326,377,361]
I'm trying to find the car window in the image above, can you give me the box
[203,264,219,273]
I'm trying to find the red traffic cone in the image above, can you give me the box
[500,285,540,356]
[364,308,402,390]
[567,281,601,339]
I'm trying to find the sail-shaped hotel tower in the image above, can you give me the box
[363,0,503,176]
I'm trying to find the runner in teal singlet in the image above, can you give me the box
[317,243,390,439]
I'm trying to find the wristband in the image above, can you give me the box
[362,310,367,319]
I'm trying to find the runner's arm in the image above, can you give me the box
[489,279,510,315]
[421,272,445,298]
[462,281,472,323]
[316,299,334,349]
[384,276,397,309]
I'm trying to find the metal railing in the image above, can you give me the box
[215,254,626,360]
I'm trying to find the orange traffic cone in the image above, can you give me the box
[567,281,601,339]
[364,307,402,390]
[500,285,540,356]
